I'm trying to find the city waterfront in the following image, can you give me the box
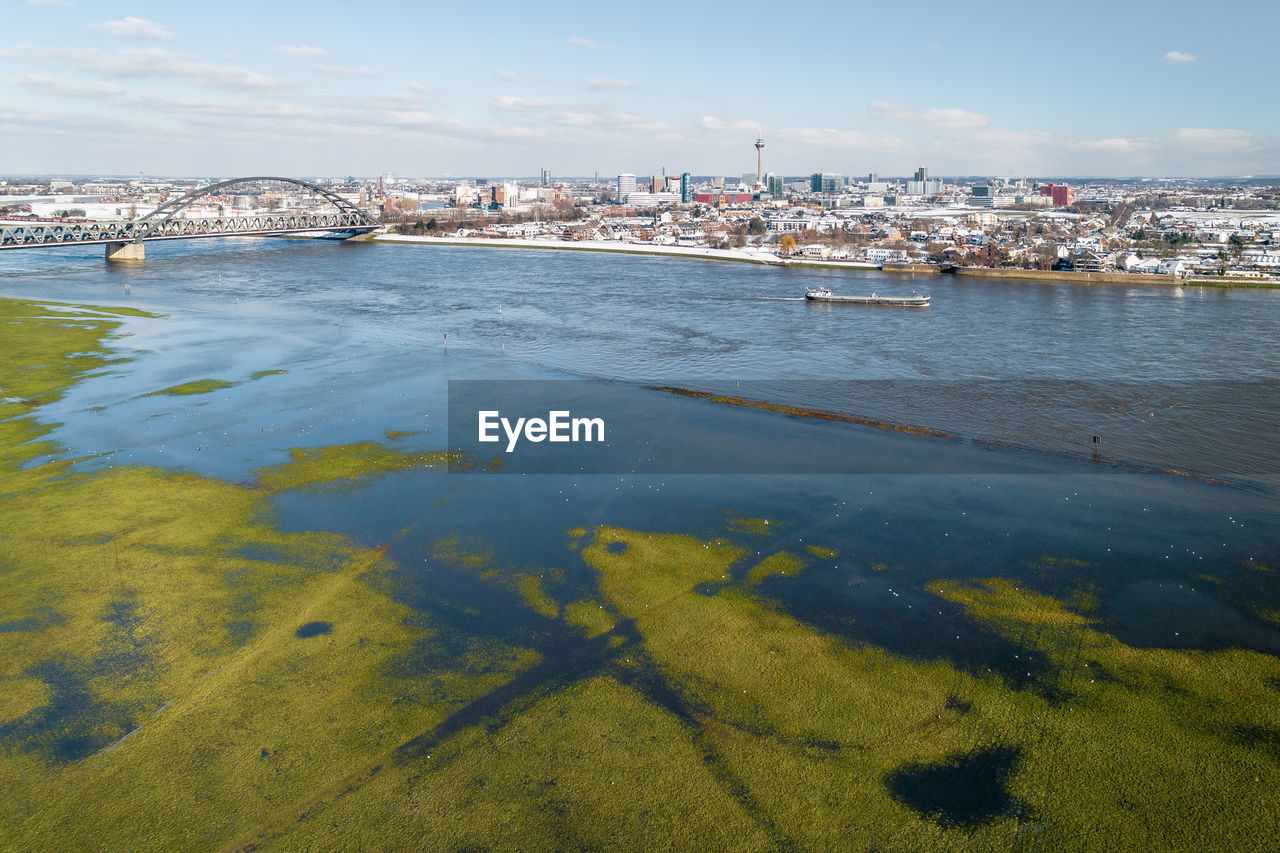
[2,238,1279,850]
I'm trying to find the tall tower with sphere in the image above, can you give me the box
[754,131,765,187]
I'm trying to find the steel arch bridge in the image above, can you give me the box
[0,176,381,260]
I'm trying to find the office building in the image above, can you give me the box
[809,172,847,193]
[617,173,637,199]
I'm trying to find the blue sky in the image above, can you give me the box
[2,0,1277,178]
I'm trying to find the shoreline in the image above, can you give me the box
[373,233,880,270]
[370,234,1280,288]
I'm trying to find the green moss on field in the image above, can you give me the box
[143,378,238,397]
[255,443,462,492]
[0,676,50,723]
[746,551,804,585]
[257,676,773,852]
[575,527,1280,850]
[727,516,775,535]
[0,298,542,851]
[563,600,617,637]
[0,299,134,418]
[517,574,559,618]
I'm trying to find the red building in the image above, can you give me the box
[692,192,754,205]
[1039,183,1073,207]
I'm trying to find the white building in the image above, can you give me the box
[866,247,909,263]
[617,174,637,198]
[624,191,679,208]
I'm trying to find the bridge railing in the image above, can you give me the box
[0,210,378,249]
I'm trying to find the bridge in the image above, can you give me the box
[0,176,381,261]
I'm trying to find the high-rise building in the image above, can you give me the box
[680,172,692,203]
[906,178,943,196]
[1039,183,1073,206]
[754,133,765,186]
[766,173,784,198]
[809,172,847,193]
[540,168,551,186]
[651,175,670,193]
[617,173,636,199]
[914,167,929,182]
[868,172,879,183]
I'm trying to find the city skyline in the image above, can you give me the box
[2,0,1279,178]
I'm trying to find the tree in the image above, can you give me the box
[747,216,766,235]
[779,235,796,256]
[1229,234,1246,261]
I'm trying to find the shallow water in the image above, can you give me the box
[5,238,1275,646]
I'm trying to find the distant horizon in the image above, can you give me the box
[3,0,1278,178]
[3,172,1279,184]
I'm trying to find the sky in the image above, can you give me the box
[2,0,1278,179]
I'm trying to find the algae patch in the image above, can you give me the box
[255,442,464,492]
[143,378,238,397]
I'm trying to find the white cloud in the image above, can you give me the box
[89,17,176,41]
[773,125,904,150]
[34,46,295,91]
[551,109,670,133]
[275,45,328,57]
[6,71,125,97]
[584,78,635,90]
[567,36,605,50]
[1164,51,1197,63]
[698,115,759,133]
[493,68,524,80]
[1172,128,1261,150]
[867,101,988,129]
[1072,137,1152,154]
[491,96,553,111]
[406,81,436,95]
[25,0,72,6]
[313,64,376,77]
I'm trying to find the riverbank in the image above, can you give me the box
[372,237,1280,288]
[950,266,1280,288]
[373,233,880,270]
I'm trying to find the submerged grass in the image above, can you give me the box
[646,384,956,438]
[0,298,540,850]
[254,443,463,492]
[4,294,1279,850]
[142,378,238,397]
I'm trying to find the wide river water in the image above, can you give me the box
[3,236,1280,682]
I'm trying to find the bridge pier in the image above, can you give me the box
[105,241,145,262]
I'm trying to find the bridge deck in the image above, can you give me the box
[0,212,379,250]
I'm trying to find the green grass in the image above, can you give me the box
[726,516,776,536]
[142,378,238,397]
[254,443,463,492]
